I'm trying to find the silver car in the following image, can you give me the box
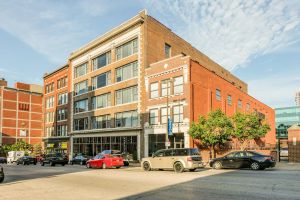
[141,148,204,173]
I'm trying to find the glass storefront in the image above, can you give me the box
[45,140,68,154]
[73,136,138,160]
[148,133,184,156]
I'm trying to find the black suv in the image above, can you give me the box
[40,153,68,167]
[16,156,37,165]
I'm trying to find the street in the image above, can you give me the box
[0,163,299,200]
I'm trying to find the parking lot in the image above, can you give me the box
[0,163,300,200]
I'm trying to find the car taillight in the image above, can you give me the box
[187,156,193,162]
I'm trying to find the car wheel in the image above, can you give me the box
[174,162,184,173]
[116,166,121,169]
[0,174,4,183]
[102,163,107,169]
[124,161,129,166]
[62,164,65,166]
[50,161,55,167]
[250,162,260,170]
[34,162,37,165]
[213,161,222,169]
[23,161,26,165]
[189,169,197,172]
[86,163,91,168]
[142,161,151,171]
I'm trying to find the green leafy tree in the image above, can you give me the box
[189,109,233,159]
[32,143,43,157]
[232,112,271,150]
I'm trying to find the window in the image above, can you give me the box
[19,103,30,111]
[165,43,171,58]
[115,110,138,127]
[216,89,221,101]
[161,107,170,124]
[246,103,250,111]
[74,63,87,78]
[93,51,111,70]
[58,92,68,105]
[238,99,242,108]
[173,105,183,123]
[45,82,54,94]
[91,93,111,109]
[74,118,88,131]
[45,112,54,123]
[56,125,68,137]
[116,38,138,60]
[227,95,232,106]
[46,96,54,108]
[91,71,111,90]
[173,76,183,94]
[46,127,54,137]
[161,79,171,97]
[150,82,159,98]
[149,109,158,125]
[74,80,88,96]
[57,108,67,121]
[57,76,68,89]
[74,99,88,113]
[115,85,138,105]
[91,115,111,129]
[116,61,138,82]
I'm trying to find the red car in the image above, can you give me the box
[86,154,124,169]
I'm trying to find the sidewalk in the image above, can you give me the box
[275,162,300,170]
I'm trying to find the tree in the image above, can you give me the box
[189,109,233,159]
[32,143,43,157]
[232,112,271,150]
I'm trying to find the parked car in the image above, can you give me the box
[141,148,204,173]
[86,154,124,169]
[16,156,37,165]
[7,151,25,164]
[0,157,7,164]
[101,150,130,166]
[70,155,89,165]
[209,151,276,170]
[40,153,68,167]
[0,165,4,183]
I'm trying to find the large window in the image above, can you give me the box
[45,112,54,123]
[45,82,54,94]
[93,51,111,70]
[149,109,158,125]
[115,110,138,127]
[150,82,159,98]
[91,93,111,109]
[74,80,88,96]
[74,99,88,113]
[227,95,232,106]
[46,96,54,108]
[115,86,138,105]
[74,63,87,78]
[161,79,171,97]
[116,38,138,60]
[46,127,54,137]
[91,115,111,129]
[161,107,170,124]
[57,125,68,137]
[92,71,111,90]
[58,92,68,105]
[74,118,88,131]
[165,43,171,58]
[57,108,67,121]
[174,76,183,94]
[216,89,221,101]
[57,76,68,89]
[173,105,183,123]
[116,61,138,82]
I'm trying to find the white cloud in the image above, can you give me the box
[144,0,300,71]
[0,0,109,64]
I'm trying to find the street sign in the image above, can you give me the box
[168,118,173,136]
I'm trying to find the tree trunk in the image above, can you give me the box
[209,146,213,159]
[213,145,217,158]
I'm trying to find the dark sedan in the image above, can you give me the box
[70,155,89,165]
[210,151,276,170]
[16,156,37,165]
[0,165,4,183]
[0,157,7,164]
[40,153,68,167]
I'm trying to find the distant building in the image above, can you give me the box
[296,91,300,106]
[0,79,43,145]
[275,106,300,139]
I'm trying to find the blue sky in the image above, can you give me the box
[0,0,299,108]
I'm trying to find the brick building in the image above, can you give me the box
[43,64,70,154]
[65,10,275,160]
[144,55,275,158]
[0,79,43,145]
[288,125,300,162]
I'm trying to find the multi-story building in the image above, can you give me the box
[67,10,275,160]
[275,106,300,139]
[0,79,43,145]
[144,55,275,157]
[43,64,70,154]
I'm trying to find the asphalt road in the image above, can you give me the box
[0,163,299,200]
